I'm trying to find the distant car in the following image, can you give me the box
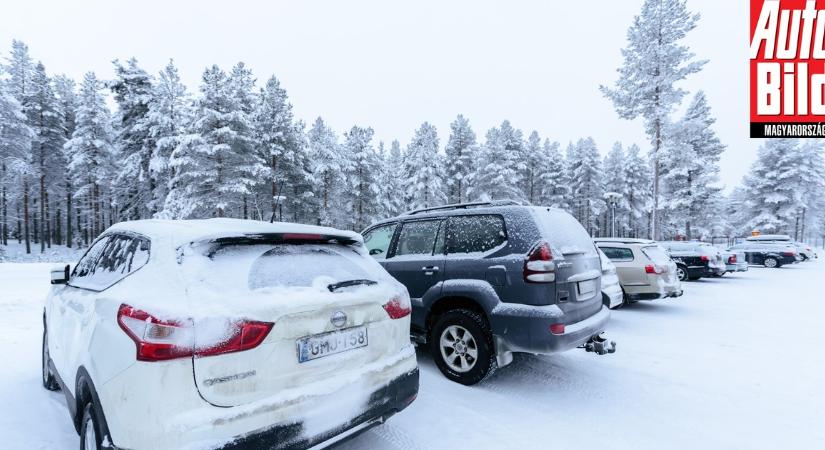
[43,219,419,450]
[595,238,683,304]
[363,202,616,385]
[745,235,812,261]
[598,248,624,309]
[794,242,816,261]
[658,241,726,281]
[729,242,798,268]
[720,248,749,273]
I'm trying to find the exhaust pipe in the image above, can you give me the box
[581,333,616,355]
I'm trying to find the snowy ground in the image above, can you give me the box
[2,260,824,449]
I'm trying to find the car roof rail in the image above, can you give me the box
[404,199,527,216]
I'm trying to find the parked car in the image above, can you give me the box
[794,242,817,261]
[362,201,616,385]
[745,235,812,261]
[728,241,799,268]
[43,219,419,450]
[594,238,683,304]
[598,248,624,309]
[658,241,726,281]
[720,247,749,273]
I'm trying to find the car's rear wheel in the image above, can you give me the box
[79,403,102,450]
[42,329,59,391]
[430,309,496,386]
[764,257,779,268]
[676,265,688,282]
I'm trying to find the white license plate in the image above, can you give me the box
[577,279,597,296]
[297,326,368,363]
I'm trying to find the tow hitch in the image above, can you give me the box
[581,333,616,355]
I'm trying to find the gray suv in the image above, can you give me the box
[362,202,615,385]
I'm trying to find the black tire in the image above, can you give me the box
[79,403,102,450]
[42,329,60,391]
[676,265,688,282]
[429,309,496,386]
[763,257,779,268]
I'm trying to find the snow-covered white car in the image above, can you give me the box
[598,248,624,309]
[42,219,419,450]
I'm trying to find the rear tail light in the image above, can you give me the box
[782,251,796,257]
[383,294,411,319]
[549,323,565,335]
[117,304,273,362]
[645,264,663,274]
[700,255,709,262]
[728,255,737,264]
[524,241,555,283]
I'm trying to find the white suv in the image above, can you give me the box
[42,219,418,450]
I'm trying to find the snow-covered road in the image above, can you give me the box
[2,261,824,449]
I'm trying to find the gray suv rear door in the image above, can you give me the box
[443,214,511,298]
[382,219,446,303]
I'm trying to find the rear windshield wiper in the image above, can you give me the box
[327,279,377,292]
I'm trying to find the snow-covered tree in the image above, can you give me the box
[53,74,78,247]
[741,139,803,234]
[109,58,154,220]
[307,117,347,226]
[567,137,605,235]
[537,139,569,210]
[64,72,115,244]
[378,139,406,217]
[601,0,706,239]
[0,82,34,249]
[603,142,630,236]
[472,120,525,202]
[404,122,446,210]
[444,114,476,204]
[344,125,380,231]
[164,65,266,219]
[623,144,652,238]
[523,131,543,204]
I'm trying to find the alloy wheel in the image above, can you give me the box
[676,267,687,281]
[764,258,777,268]
[439,325,478,373]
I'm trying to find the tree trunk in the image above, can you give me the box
[40,174,46,252]
[652,118,661,241]
[23,178,31,254]
[66,181,72,248]
[45,189,51,248]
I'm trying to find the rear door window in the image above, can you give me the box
[446,215,507,255]
[363,223,396,259]
[71,236,111,281]
[600,247,634,262]
[393,220,442,257]
[71,235,150,291]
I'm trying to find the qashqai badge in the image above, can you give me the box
[330,311,347,328]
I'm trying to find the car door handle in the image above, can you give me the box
[421,266,439,275]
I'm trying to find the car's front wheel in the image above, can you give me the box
[430,309,496,386]
[42,329,59,391]
[763,257,779,268]
[79,403,102,450]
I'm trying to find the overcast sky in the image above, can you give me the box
[0,0,750,190]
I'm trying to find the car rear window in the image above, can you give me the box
[600,246,634,261]
[530,208,597,257]
[642,245,671,264]
[190,243,383,290]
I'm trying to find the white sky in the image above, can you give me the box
[0,0,750,189]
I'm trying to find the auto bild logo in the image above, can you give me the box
[330,311,347,328]
[750,0,825,137]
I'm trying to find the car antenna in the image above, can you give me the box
[270,179,285,223]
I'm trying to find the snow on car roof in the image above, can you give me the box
[104,218,363,247]
[593,238,655,244]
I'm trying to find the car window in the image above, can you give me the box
[71,236,111,280]
[446,215,506,255]
[71,235,150,291]
[394,220,441,257]
[530,208,597,256]
[363,223,396,260]
[600,246,634,262]
[642,245,671,264]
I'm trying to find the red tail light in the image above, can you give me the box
[700,255,709,262]
[524,241,555,283]
[782,251,796,257]
[117,304,273,362]
[383,295,411,319]
[645,264,663,274]
[549,323,565,335]
[728,255,737,264]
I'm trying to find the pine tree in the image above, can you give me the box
[378,140,406,217]
[344,126,379,231]
[523,131,543,204]
[307,117,347,226]
[567,137,605,235]
[165,65,266,219]
[145,60,191,217]
[444,114,476,204]
[537,139,569,210]
[1,83,35,249]
[623,144,652,238]
[601,0,706,239]
[109,58,154,220]
[64,72,115,244]
[404,122,446,210]
[53,75,77,247]
[472,120,525,202]
[741,139,803,234]
[603,142,629,236]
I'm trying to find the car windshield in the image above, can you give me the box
[184,243,383,291]
[530,208,597,257]
[642,245,671,264]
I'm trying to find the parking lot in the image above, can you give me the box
[2,260,823,449]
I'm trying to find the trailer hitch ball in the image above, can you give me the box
[584,333,616,355]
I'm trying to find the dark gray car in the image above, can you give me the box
[362,202,614,385]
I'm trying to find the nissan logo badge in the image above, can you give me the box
[331,311,347,328]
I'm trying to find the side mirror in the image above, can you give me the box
[369,248,384,256]
[50,264,70,285]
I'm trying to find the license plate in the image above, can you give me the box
[297,326,368,363]
[577,279,597,296]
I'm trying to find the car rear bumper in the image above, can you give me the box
[493,304,611,355]
[602,283,624,309]
[627,289,683,301]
